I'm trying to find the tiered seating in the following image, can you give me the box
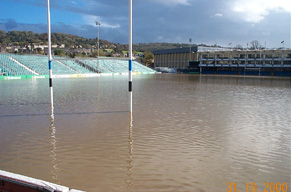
[133,61,156,73]
[101,60,127,73]
[0,66,9,75]
[60,60,95,74]
[88,59,155,73]
[0,54,156,76]
[11,55,46,74]
[11,55,77,75]
[51,60,78,75]
[0,54,33,75]
[81,60,112,73]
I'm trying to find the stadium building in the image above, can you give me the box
[153,46,291,76]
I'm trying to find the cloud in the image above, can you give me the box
[156,36,164,41]
[5,19,18,30]
[150,0,191,6]
[214,13,223,17]
[82,15,121,29]
[232,0,291,23]
[1,0,290,48]
[0,20,47,34]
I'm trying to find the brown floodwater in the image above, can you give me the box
[0,74,290,192]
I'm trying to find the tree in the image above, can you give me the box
[69,52,75,58]
[235,44,243,50]
[91,50,106,57]
[113,46,123,54]
[250,40,260,50]
[144,51,154,67]
[0,30,6,43]
[35,48,43,54]
[54,49,65,56]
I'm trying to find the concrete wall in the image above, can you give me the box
[154,52,198,69]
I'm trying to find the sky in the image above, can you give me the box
[0,0,290,48]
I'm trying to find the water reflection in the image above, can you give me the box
[50,117,59,184]
[127,113,134,190]
[0,111,128,118]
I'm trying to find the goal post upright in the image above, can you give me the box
[46,0,133,115]
[47,0,54,119]
[129,0,133,113]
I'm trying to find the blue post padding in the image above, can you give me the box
[49,60,52,70]
[129,60,132,71]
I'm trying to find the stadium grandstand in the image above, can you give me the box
[0,54,156,77]
[153,46,291,76]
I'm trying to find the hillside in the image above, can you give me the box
[0,30,193,53]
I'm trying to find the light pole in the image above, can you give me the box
[96,22,100,73]
[189,38,192,61]
[96,22,100,57]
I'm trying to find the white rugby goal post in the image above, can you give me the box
[46,0,133,118]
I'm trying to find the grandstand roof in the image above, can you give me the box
[153,46,236,55]
[153,46,198,55]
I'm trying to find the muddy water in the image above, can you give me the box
[0,74,290,192]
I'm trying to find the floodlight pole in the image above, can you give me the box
[189,38,192,61]
[129,0,133,113]
[96,22,100,57]
[47,0,54,119]
[96,22,100,73]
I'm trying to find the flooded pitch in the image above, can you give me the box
[0,74,290,192]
